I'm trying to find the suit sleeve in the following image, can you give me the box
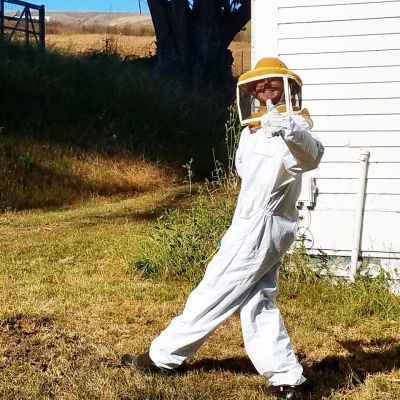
[281,114,324,176]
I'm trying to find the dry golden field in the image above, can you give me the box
[46,34,251,76]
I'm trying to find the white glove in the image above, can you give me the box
[261,99,284,138]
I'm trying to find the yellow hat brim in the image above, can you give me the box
[238,67,302,86]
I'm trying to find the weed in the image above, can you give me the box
[132,186,237,285]
[281,245,400,325]
[182,158,194,195]
[131,105,241,285]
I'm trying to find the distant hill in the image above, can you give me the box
[46,11,152,27]
[45,12,154,36]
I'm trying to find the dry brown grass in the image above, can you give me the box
[0,189,399,399]
[0,137,180,210]
[46,33,251,75]
[47,33,157,57]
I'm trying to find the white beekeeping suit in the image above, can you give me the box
[141,58,324,390]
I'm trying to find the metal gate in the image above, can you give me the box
[0,0,45,47]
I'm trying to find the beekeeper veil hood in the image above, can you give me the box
[237,57,303,128]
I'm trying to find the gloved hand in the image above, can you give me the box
[261,99,284,138]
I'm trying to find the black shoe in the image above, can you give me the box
[121,352,177,375]
[261,384,302,399]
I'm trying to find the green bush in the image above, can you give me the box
[132,184,238,285]
[131,105,241,285]
[281,247,400,324]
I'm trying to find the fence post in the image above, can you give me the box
[24,5,29,44]
[39,4,44,48]
[0,0,4,40]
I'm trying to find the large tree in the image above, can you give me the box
[147,0,251,85]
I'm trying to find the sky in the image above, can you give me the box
[29,0,149,12]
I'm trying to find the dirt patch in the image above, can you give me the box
[0,315,87,372]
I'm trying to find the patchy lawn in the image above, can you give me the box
[0,189,399,399]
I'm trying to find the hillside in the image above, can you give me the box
[46,11,152,27]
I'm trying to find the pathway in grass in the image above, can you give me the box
[0,188,399,399]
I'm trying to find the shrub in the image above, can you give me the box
[132,184,238,285]
[131,106,241,285]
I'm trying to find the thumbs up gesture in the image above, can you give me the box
[261,100,284,137]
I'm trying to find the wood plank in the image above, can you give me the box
[278,2,400,23]
[307,248,400,259]
[348,131,400,146]
[303,82,400,100]
[300,208,400,254]
[279,33,400,54]
[298,66,400,86]
[314,131,400,147]
[323,146,400,162]
[362,212,400,253]
[280,0,400,8]
[279,16,400,38]
[306,98,400,115]
[314,162,400,177]
[316,178,400,194]
[311,114,400,131]
[300,209,354,251]
[313,129,400,147]
[314,193,400,211]
[280,50,400,68]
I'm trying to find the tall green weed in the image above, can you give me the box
[281,247,400,324]
[132,185,237,285]
[131,106,241,285]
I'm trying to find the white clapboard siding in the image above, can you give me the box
[348,132,400,146]
[280,50,400,69]
[306,209,400,254]
[254,0,400,257]
[317,178,400,194]
[306,98,400,115]
[279,34,400,54]
[297,66,400,85]
[316,193,400,211]
[279,17,400,38]
[303,209,354,251]
[320,147,400,162]
[280,0,400,6]
[361,211,400,253]
[314,162,400,177]
[303,82,400,100]
[278,1,400,23]
[313,131,400,147]
[312,114,400,131]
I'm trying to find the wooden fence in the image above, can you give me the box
[0,0,45,47]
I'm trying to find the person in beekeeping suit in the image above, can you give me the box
[121,58,324,400]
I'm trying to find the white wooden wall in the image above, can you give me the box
[252,0,400,261]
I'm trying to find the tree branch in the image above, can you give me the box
[221,0,251,47]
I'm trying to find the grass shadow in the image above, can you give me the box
[303,338,400,399]
[183,356,257,374]
[0,41,231,176]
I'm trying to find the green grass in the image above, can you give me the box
[0,188,399,399]
[0,40,236,210]
[0,41,230,176]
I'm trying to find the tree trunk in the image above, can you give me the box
[147,0,250,86]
